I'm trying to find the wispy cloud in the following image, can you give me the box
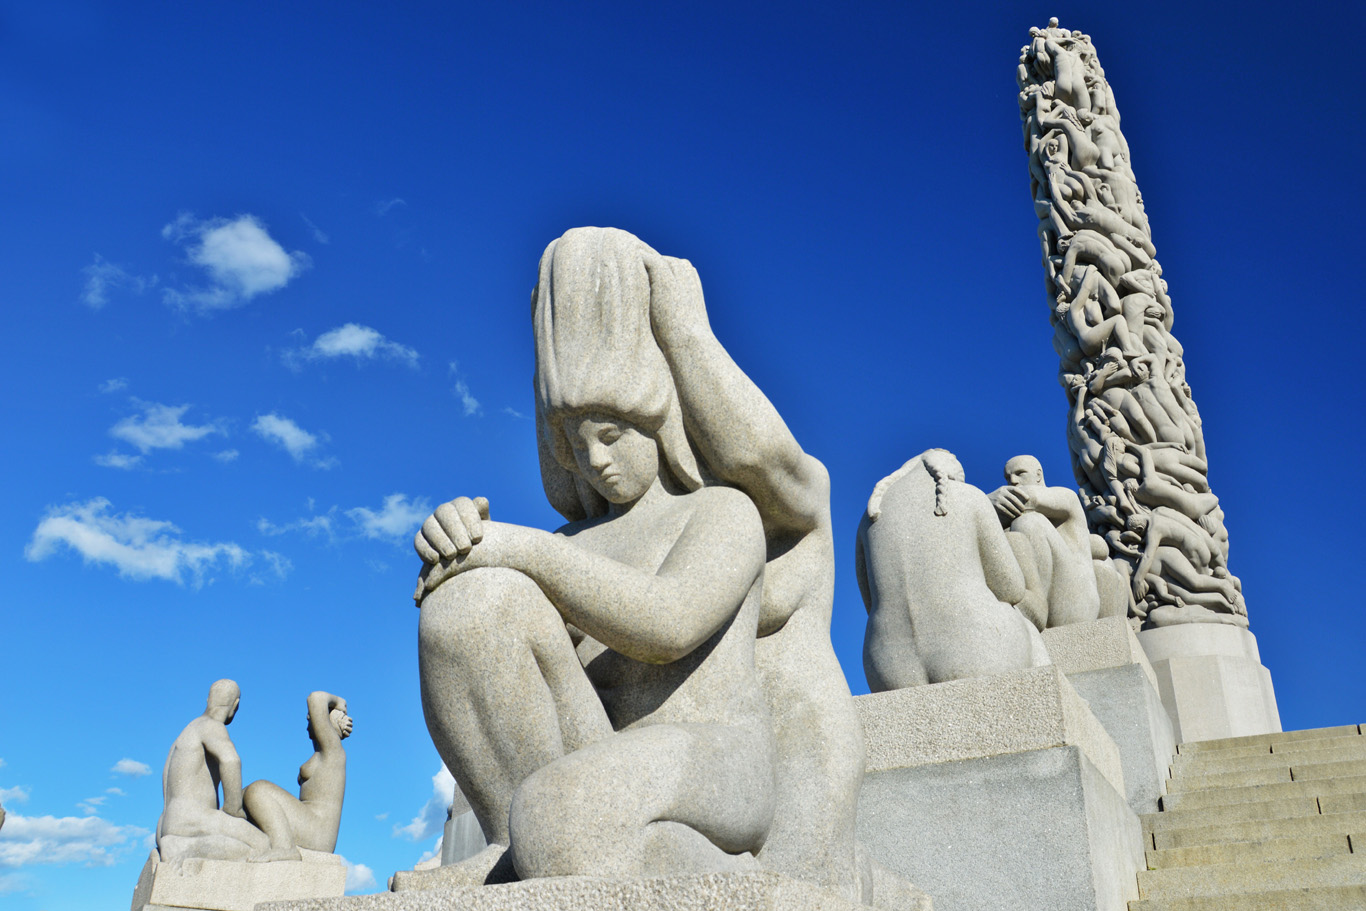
[284,323,419,370]
[111,759,151,778]
[375,198,407,216]
[93,452,142,471]
[162,214,310,312]
[393,766,454,842]
[502,407,529,420]
[76,796,106,816]
[251,413,333,467]
[25,498,250,586]
[0,787,29,805]
[347,494,431,541]
[257,511,336,539]
[98,378,129,394]
[81,255,154,309]
[211,449,239,463]
[300,213,330,244]
[110,401,223,454]
[0,813,149,868]
[448,363,482,416]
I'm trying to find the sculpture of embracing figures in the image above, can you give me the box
[413,227,922,906]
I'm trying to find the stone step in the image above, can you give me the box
[1321,793,1366,815]
[1143,796,1321,835]
[1129,884,1366,911]
[1145,831,1353,869]
[1160,775,1366,813]
[1166,764,1291,793]
[1137,854,1366,901]
[1176,725,1362,755]
[1171,740,1366,776]
[1151,810,1366,851]
[1295,759,1366,783]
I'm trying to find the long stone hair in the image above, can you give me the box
[865,448,965,521]
[532,227,705,521]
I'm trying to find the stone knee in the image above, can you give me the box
[419,568,563,667]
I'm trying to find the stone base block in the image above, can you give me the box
[258,871,871,911]
[440,809,487,866]
[1137,624,1281,743]
[855,666,1142,911]
[130,848,346,911]
[1043,619,1177,814]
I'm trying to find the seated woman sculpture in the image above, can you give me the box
[856,449,1050,690]
[412,228,777,881]
[243,692,352,861]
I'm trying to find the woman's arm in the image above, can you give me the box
[437,488,766,665]
[307,692,345,756]
[645,256,828,537]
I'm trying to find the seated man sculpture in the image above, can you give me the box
[412,228,917,906]
[987,455,1101,628]
[156,679,270,861]
[856,448,1050,690]
[243,692,353,861]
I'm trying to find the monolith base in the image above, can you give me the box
[1138,624,1280,743]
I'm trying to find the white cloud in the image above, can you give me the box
[252,413,332,467]
[212,449,240,463]
[25,499,250,586]
[0,813,149,868]
[110,401,223,454]
[375,198,407,216]
[93,451,142,470]
[301,214,330,244]
[105,788,125,797]
[257,512,336,539]
[453,381,481,416]
[259,551,293,579]
[502,407,528,420]
[162,214,309,312]
[285,323,419,370]
[81,255,154,309]
[98,377,129,394]
[0,872,27,894]
[393,766,454,842]
[77,796,106,815]
[0,787,29,805]
[111,759,151,778]
[416,837,443,866]
[340,856,377,893]
[347,494,431,541]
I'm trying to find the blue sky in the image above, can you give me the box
[2,1,1363,907]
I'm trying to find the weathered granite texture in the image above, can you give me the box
[410,228,895,903]
[244,691,352,861]
[856,449,1049,690]
[156,680,270,862]
[130,847,344,911]
[1043,618,1175,814]
[1138,623,1280,742]
[856,666,1141,911]
[1018,19,1246,629]
[261,871,907,911]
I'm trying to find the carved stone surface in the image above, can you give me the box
[156,680,270,862]
[130,847,345,911]
[1018,19,1247,630]
[856,449,1049,689]
[410,228,897,904]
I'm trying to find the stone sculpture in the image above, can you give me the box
[1018,19,1247,628]
[243,692,352,861]
[156,679,271,862]
[413,227,908,905]
[987,454,1101,628]
[856,448,1050,690]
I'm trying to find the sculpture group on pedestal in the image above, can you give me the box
[155,680,352,863]
[1017,18,1245,629]
[410,227,925,908]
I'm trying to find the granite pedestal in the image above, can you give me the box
[259,871,870,911]
[1137,624,1280,743]
[1042,618,1176,814]
[130,848,346,911]
[855,665,1142,911]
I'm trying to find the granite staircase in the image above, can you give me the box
[1132,724,1366,910]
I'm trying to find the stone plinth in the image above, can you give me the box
[440,809,486,866]
[855,666,1142,911]
[1138,624,1280,743]
[1043,618,1176,814]
[130,848,345,911]
[259,871,871,911]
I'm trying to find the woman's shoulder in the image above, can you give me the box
[685,484,762,524]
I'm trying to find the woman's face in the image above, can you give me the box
[563,412,659,505]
